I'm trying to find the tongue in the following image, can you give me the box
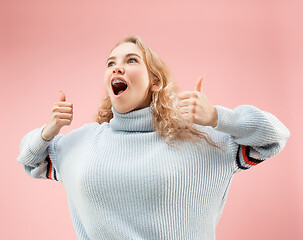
[118,90,124,95]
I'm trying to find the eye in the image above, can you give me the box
[107,61,115,67]
[107,58,138,67]
[128,58,138,63]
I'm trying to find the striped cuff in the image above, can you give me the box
[39,155,59,181]
[236,145,265,170]
[45,155,58,181]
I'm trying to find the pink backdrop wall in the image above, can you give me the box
[1,0,302,239]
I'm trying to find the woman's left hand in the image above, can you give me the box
[177,76,218,127]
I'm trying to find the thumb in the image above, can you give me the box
[59,91,66,102]
[195,76,204,92]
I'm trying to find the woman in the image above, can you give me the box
[17,35,290,240]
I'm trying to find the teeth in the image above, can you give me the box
[112,79,127,85]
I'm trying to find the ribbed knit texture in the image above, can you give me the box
[17,105,290,240]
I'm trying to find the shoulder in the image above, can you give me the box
[193,124,235,155]
[70,122,103,134]
[58,122,107,144]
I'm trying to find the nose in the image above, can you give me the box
[113,65,125,75]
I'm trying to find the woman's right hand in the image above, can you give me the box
[41,91,73,141]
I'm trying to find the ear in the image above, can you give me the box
[150,78,161,92]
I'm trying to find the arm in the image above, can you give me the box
[17,124,62,181]
[177,76,290,173]
[17,91,73,182]
[212,105,291,172]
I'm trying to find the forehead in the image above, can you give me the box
[109,42,143,58]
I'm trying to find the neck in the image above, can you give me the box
[109,106,154,132]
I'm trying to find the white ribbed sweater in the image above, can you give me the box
[17,105,290,240]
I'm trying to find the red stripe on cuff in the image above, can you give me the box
[242,145,258,166]
[47,158,53,180]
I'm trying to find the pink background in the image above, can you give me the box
[1,0,302,239]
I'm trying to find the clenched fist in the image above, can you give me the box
[41,91,73,141]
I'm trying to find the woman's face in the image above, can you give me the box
[104,42,156,113]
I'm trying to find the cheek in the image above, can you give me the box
[129,69,150,89]
[104,71,111,87]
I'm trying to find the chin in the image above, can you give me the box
[113,104,149,114]
[112,104,135,114]
[109,93,151,114]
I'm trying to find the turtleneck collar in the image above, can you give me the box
[109,106,155,132]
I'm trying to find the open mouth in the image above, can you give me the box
[111,79,128,95]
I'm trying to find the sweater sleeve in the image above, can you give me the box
[212,105,290,173]
[17,124,63,182]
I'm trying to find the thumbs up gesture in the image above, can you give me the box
[177,76,218,127]
[41,91,73,141]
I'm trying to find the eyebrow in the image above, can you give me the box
[106,53,141,63]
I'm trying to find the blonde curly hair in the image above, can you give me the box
[95,35,223,150]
